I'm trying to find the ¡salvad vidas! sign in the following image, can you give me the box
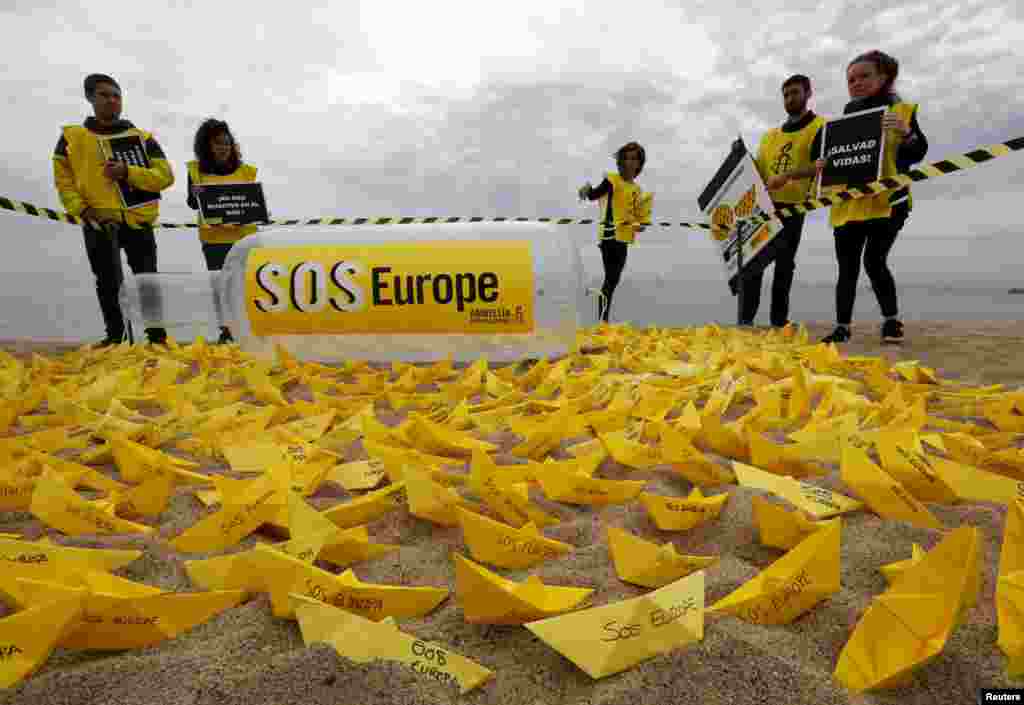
[817,106,885,199]
[244,240,535,335]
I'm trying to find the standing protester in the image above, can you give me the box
[52,74,174,347]
[743,75,826,328]
[578,142,653,324]
[186,119,258,344]
[817,50,928,344]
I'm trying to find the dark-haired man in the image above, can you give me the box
[740,74,825,328]
[53,73,174,347]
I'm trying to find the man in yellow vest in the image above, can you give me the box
[52,74,175,347]
[743,74,825,328]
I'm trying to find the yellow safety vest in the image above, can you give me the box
[756,115,826,204]
[188,160,259,244]
[598,172,651,244]
[60,125,166,227]
[830,102,918,228]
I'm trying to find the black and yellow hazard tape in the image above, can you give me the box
[746,135,1024,228]
[1,136,1020,232]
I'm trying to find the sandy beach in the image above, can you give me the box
[1,319,1023,705]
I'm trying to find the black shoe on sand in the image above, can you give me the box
[94,335,122,349]
[881,319,904,344]
[821,325,851,344]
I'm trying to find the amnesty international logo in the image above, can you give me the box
[710,204,734,241]
[772,142,794,174]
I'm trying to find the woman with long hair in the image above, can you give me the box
[186,119,260,344]
[819,50,928,344]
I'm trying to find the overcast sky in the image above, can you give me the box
[1,0,1023,304]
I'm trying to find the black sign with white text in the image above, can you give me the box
[100,133,161,210]
[817,106,885,199]
[197,182,269,225]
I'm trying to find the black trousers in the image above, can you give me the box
[82,222,167,343]
[740,212,806,327]
[201,242,233,331]
[598,239,629,322]
[832,202,909,326]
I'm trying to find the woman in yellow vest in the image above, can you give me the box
[186,119,259,344]
[817,51,928,345]
[577,142,653,323]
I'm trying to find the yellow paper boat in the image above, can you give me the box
[747,429,827,479]
[640,489,728,531]
[405,465,483,527]
[510,408,577,461]
[607,526,717,588]
[292,595,493,695]
[879,544,925,587]
[709,519,841,625]
[834,526,980,692]
[0,538,141,598]
[8,572,244,651]
[598,429,662,470]
[839,445,942,530]
[108,436,208,485]
[29,469,154,536]
[321,481,408,528]
[525,571,704,679]
[170,469,287,553]
[657,422,735,486]
[0,591,84,689]
[873,431,959,504]
[403,413,497,458]
[733,461,863,520]
[536,471,646,506]
[295,557,449,622]
[453,553,592,624]
[998,498,1024,677]
[457,507,572,570]
[750,496,837,550]
[26,450,127,494]
[362,438,464,483]
[326,459,388,491]
[317,525,400,568]
[468,449,557,528]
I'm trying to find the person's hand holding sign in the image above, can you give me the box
[103,160,129,181]
[766,159,826,191]
[881,112,910,139]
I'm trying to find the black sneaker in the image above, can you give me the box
[881,319,904,344]
[94,335,123,349]
[217,327,234,345]
[821,325,851,344]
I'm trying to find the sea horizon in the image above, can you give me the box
[3,267,1022,343]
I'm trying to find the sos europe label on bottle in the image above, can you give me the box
[244,240,535,335]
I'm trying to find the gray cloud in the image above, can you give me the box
[1,0,1021,295]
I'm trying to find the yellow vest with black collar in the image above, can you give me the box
[598,172,651,244]
[756,115,826,204]
[58,125,167,226]
[187,160,259,244]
